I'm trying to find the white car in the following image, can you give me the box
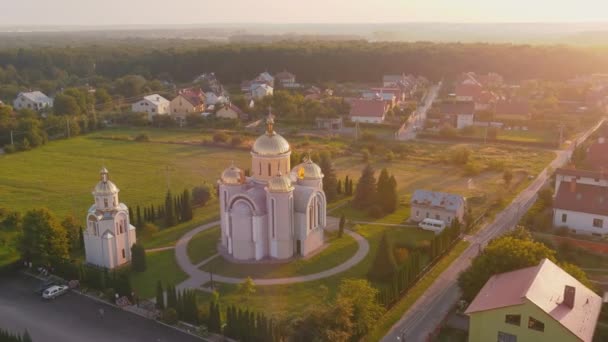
[42,285,69,299]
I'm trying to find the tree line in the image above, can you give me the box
[0,329,31,342]
[353,165,399,218]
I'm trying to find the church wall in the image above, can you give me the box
[297,178,323,191]
[267,191,294,259]
[302,228,324,256]
[251,153,291,181]
[253,215,268,260]
[84,233,103,267]
[230,203,256,260]
[219,184,245,249]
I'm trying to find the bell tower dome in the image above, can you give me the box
[92,167,120,211]
[251,111,291,183]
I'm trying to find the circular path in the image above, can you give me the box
[174,220,369,289]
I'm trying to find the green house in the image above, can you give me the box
[465,259,602,342]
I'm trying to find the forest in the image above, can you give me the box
[0,41,607,94]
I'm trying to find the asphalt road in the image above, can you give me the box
[0,273,203,342]
[396,82,441,141]
[382,118,605,342]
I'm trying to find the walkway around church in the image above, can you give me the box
[174,219,369,290]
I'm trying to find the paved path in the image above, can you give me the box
[146,246,175,253]
[174,220,369,290]
[382,118,606,341]
[352,221,416,228]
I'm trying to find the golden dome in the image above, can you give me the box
[221,164,244,185]
[252,112,290,156]
[268,174,294,193]
[93,167,119,194]
[293,158,323,180]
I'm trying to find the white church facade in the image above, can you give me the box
[218,114,326,261]
[84,168,137,269]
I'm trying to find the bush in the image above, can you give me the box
[213,132,229,143]
[230,136,242,146]
[361,149,370,162]
[439,123,458,137]
[368,205,384,219]
[450,147,471,165]
[385,151,395,162]
[3,144,16,154]
[134,133,150,142]
[141,223,159,239]
[162,308,179,325]
[464,161,482,176]
[192,185,213,207]
[104,288,116,301]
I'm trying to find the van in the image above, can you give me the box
[419,218,446,235]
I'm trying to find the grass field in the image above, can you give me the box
[196,224,436,318]
[187,226,220,264]
[199,230,360,278]
[0,230,19,267]
[130,249,187,299]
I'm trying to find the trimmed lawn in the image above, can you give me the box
[199,230,359,278]
[187,226,220,264]
[130,249,188,299]
[196,224,437,317]
[365,240,470,342]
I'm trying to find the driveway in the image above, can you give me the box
[0,273,202,342]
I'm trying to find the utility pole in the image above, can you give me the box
[10,130,13,145]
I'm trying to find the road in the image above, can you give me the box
[0,273,203,342]
[382,118,605,342]
[396,82,441,141]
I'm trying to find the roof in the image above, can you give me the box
[586,141,608,170]
[177,88,205,107]
[143,94,169,105]
[349,99,387,118]
[275,71,295,80]
[465,259,602,342]
[555,167,608,180]
[439,101,475,115]
[383,74,404,82]
[411,190,465,212]
[294,186,316,213]
[362,92,395,101]
[455,83,483,98]
[496,100,531,116]
[253,84,273,92]
[18,91,51,103]
[554,181,608,216]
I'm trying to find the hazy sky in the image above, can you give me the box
[2,0,608,26]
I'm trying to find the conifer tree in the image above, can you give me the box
[353,164,377,209]
[181,189,193,221]
[136,205,142,227]
[155,280,165,310]
[128,207,134,224]
[338,214,346,238]
[165,190,175,227]
[150,205,156,221]
[367,232,397,281]
[337,179,342,194]
[319,152,338,202]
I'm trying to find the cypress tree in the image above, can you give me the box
[128,207,134,224]
[344,175,350,195]
[165,190,175,227]
[386,174,398,213]
[182,189,193,221]
[143,207,149,222]
[367,232,397,281]
[131,243,147,272]
[150,205,156,221]
[353,164,377,209]
[376,168,391,213]
[136,205,142,227]
[338,214,346,238]
[319,152,338,202]
[337,179,342,194]
[155,280,165,310]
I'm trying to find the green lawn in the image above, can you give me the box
[199,230,359,278]
[365,241,470,341]
[187,226,220,264]
[196,224,437,318]
[130,249,188,299]
[0,230,20,267]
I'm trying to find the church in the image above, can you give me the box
[218,114,326,261]
[83,167,137,269]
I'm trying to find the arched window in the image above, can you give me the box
[223,191,227,208]
[317,199,323,227]
[259,162,262,175]
[271,198,276,239]
[268,163,271,176]
[104,198,108,208]
[308,205,314,231]
[289,196,294,237]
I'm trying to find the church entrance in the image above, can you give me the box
[296,240,301,256]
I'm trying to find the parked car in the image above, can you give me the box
[42,285,69,300]
[35,280,56,295]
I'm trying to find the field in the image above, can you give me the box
[187,226,220,264]
[130,249,188,299]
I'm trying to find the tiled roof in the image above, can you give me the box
[455,83,483,98]
[411,190,465,212]
[349,99,387,118]
[143,94,169,105]
[465,259,602,342]
[586,141,608,170]
[554,180,608,216]
[555,167,608,180]
[440,101,475,115]
[178,88,205,107]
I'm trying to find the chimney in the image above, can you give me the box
[563,285,576,309]
[570,178,577,193]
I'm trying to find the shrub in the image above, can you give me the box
[368,205,384,219]
[162,308,179,325]
[141,223,159,239]
[230,136,242,146]
[439,123,458,137]
[192,185,213,206]
[385,151,395,162]
[464,161,482,176]
[134,133,150,142]
[3,144,16,154]
[361,149,370,162]
[213,132,229,143]
[450,147,471,165]
[104,288,116,301]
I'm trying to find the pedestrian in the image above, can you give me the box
[99,308,105,319]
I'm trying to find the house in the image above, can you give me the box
[349,99,388,124]
[13,91,53,111]
[170,88,206,123]
[131,94,170,121]
[205,91,227,106]
[241,80,253,92]
[553,167,608,236]
[383,74,405,87]
[362,91,396,108]
[495,100,532,120]
[475,91,498,111]
[315,117,343,130]
[455,79,483,102]
[440,101,475,129]
[216,103,247,120]
[370,88,405,103]
[465,258,602,342]
[251,84,273,100]
[255,72,274,87]
[410,190,465,225]
[275,71,297,88]
[585,137,608,171]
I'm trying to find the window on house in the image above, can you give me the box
[447,216,451,222]
[497,332,517,342]
[528,317,544,332]
[435,214,440,220]
[122,249,126,258]
[562,213,567,223]
[593,218,603,228]
[505,314,521,326]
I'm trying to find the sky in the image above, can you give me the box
[2,0,608,26]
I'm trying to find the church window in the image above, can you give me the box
[122,249,126,259]
[104,198,108,208]
[271,199,276,238]
[277,162,280,172]
[113,197,116,207]
[268,163,271,176]
[289,197,294,237]
[120,221,124,234]
[317,198,322,227]
[309,206,314,231]
[259,162,262,175]
[223,191,227,208]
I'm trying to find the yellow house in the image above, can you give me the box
[466,259,602,342]
[170,88,205,123]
